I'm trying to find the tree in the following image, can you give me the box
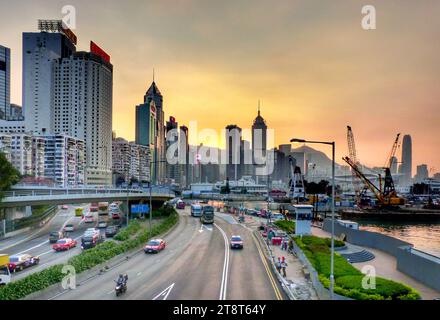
[0,152,20,219]
[0,152,20,199]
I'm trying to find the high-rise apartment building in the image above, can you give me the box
[112,137,150,184]
[23,20,77,134]
[52,43,113,185]
[43,134,85,187]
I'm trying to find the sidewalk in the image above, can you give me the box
[241,214,318,300]
[269,241,318,300]
[311,226,440,300]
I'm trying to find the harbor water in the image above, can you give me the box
[357,221,440,257]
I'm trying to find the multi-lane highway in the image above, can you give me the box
[42,207,285,300]
[1,205,98,281]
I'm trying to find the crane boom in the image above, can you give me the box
[347,126,362,201]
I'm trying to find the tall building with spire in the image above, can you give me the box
[399,134,413,186]
[136,77,165,184]
[252,102,267,182]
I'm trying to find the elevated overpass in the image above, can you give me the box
[0,186,175,208]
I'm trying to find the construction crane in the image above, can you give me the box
[382,133,400,197]
[346,126,364,203]
[343,156,404,207]
[287,155,306,202]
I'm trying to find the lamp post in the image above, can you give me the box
[291,138,336,300]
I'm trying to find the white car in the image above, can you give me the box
[63,224,75,232]
[84,215,95,223]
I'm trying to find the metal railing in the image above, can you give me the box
[4,187,175,198]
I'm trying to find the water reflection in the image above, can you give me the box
[359,221,440,257]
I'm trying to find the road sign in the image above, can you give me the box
[131,204,150,214]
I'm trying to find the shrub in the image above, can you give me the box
[274,220,295,233]
[113,220,142,241]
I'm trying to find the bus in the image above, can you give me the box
[191,204,203,217]
[200,206,215,224]
[98,202,109,216]
[75,207,84,217]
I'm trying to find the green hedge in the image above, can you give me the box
[274,220,295,233]
[0,211,178,300]
[113,220,142,241]
[295,235,420,300]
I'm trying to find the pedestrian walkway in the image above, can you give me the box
[270,241,318,300]
[311,226,440,300]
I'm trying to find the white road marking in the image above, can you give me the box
[13,240,49,255]
[137,272,142,276]
[199,224,213,233]
[214,223,230,300]
[152,283,175,300]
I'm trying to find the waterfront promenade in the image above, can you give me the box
[312,227,440,300]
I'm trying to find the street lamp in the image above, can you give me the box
[290,137,336,300]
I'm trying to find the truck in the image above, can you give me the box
[98,202,109,216]
[0,254,11,286]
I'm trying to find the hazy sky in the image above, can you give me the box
[1,0,439,173]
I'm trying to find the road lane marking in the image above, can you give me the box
[152,283,175,300]
[199,224,213,233]
[13,240,49,255]
[214,223,230,300]
[252,233,283,300]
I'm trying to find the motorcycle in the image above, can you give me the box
[115,280,127,296]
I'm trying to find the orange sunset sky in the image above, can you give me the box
[1,0,439,173]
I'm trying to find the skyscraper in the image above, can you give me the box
[135,95,157,183]
[179,125,190,187]
[23,20,76,134]
[400,134,413,186]
[252,105,267,183]
[252,105,267,165]
[414,164,429,183]
[144,81,166,183]
[0,45,10,120]
[52,42,113,185]
[226,124,242,180]
[165,116,179,183]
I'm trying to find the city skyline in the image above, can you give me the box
[0,0,439,173]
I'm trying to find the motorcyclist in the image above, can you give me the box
[117,274,128,286]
